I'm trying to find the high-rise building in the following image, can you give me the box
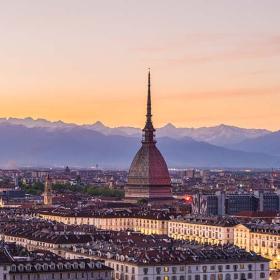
[125,71,172,201]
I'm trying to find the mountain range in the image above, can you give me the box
[0,117,278,169]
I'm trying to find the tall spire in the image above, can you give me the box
[147,69,152,122]
[142,69,156,144]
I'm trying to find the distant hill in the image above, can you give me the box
[0,117,270,146]
[0,123,278,169]
[231,130,280,157]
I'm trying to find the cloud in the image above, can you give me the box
[135,33,280,64]
[167,86,280,100]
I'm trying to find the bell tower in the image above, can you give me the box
[43,174,53,206]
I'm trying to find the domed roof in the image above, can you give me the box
[127,143,171,186]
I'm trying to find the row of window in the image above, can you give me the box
[8,271,108,280]
[141,272,266,280]
[142,263,261,274]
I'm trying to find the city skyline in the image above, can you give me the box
[1,1,280,130]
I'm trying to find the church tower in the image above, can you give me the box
[43,174,53,206]
[125,71,172,201]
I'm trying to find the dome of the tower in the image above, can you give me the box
[127,143,171,186]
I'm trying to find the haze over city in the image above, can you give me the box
[1,0,280,129]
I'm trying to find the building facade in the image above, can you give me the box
[0,247,112,280]
[234,224,280,269]
[168,217,236,245]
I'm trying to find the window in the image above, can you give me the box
[210,275,216,280]
[248,264,252,271]
[248,273,252,279]
[180,276,185,280]
[225,265,230,270]
[195,276,200,280]
[233,265,238,272]
[260,264,265,270]
[180,266,185,272]
[210,266,215,271]
[143,268,148,275]
[240,273,246,280]
[233,274,238,280]
[260,272,265,279]
[188,277,192,280]
[156,277,161,280]
[156,267,161,274]
[218,265,223,272]
[203,275,207,280]
[164,277,169,280]
[202,266,207,273]
[164,267,169,272]
[172,276,177,280]
[240,264,245,269]
[217,275,223,280]
[225,274,231,280]
[172,267,177,273]
[143,277,149,280]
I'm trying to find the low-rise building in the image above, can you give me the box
[39,209,173,235]
[234,223,280,269]
[168,217,237,245]
[64,231,270,280]
[0,225,92,257]
[0,243,112,280]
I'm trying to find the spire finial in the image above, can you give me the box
[147,68,151,120]
[142,69,156,144]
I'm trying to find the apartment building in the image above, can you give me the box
[234,223,280,269]
[168,217,237,245]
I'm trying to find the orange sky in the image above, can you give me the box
[0,0,280,130]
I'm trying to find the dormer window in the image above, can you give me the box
[26,265,31,271]
[18,265,24,271]
[35,264,42,271]
[73,263,78,269]
[79,262,85,269]
[11,265,16,272]
[66,263,71,269]
[96,262,102,269]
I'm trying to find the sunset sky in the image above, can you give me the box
[1,0,280,130]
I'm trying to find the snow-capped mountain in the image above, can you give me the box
[0,117,271,146]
